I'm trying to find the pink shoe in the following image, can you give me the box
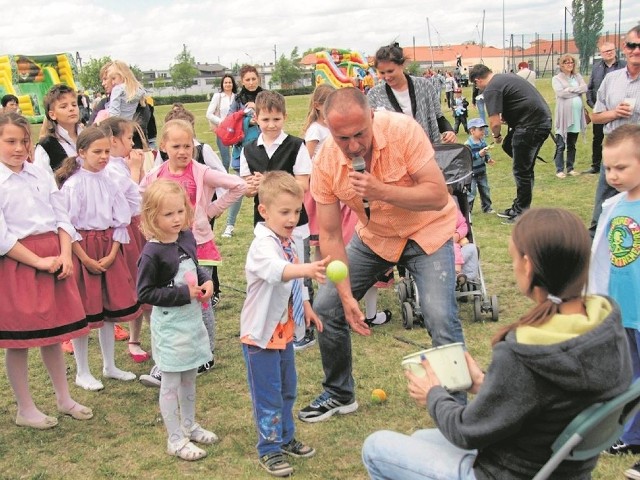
[128,342,150,363]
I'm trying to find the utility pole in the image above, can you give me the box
[273,45,277,65]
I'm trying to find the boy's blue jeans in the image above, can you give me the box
[242,342,297,456]
[362,429,477,480]
[314,235,464,401]
[468,171,492,212]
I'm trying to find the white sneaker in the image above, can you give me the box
[222,225,234,238]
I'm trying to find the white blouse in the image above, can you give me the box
[0,162,76,255]
[206,92,236,126]
[59,167,131,244]
[105,157,142,216]
[33,124,81,175]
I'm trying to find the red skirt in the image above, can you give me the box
[0,232,89,348]
[74,229,141,328]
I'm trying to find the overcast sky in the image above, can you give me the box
[0,1,635,71]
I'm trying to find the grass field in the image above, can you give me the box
[2,79,634,479]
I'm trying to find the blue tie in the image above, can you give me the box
[281,239,305,326]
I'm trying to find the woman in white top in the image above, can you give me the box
[206,74,237,172]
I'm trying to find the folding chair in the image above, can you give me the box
[533,380,640,480]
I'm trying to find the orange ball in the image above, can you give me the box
[371,388,387,403]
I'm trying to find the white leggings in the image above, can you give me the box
[159,369,197,444]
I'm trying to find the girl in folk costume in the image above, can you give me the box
[34,84,83,175]
[0,112,92,429]
[56,126,141,392]
[101,116,150,363]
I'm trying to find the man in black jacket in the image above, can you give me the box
[584,42,626,174]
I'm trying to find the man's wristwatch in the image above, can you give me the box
[493,133,502,139]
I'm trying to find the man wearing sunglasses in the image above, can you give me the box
[585,42,626,175]
[589,26,640,238]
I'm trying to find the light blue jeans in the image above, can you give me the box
[225,169,244,228]
[314,235,464,401]
[242,342,297,456]
[362,429,477,480]
[216,136,231,172]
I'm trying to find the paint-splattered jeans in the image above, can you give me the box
[314,235,465,401]
[242,342,297,456]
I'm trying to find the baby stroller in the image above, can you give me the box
[396,143,499,326]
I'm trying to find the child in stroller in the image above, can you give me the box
[397,143,498,326]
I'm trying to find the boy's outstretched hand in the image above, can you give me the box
[304,255,330,283]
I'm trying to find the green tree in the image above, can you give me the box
[170,44,199,92]
[406,61,421,76]
[571,0,604,74]
[78,56,112,92]
[303,47,331,56]
[271,47,303,88]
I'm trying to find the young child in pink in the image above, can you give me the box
[56,126,141,392]
[0,112,92,429]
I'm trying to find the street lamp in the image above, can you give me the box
[564,6,573,54]
[244,53,253,65]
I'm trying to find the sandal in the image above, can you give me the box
[167,438,207,461]
[185,422,219,445]
[259,452,293,477]
[128,342,150,363]
[58,402,93,420]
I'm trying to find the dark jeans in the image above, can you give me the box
[553,132,578,173]
[591,123,604,170]
[502,126,550,214]
[454,116,468,134]
[589,161,618,237]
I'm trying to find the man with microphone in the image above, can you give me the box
[299,87,465,423]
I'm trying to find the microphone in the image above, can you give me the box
[352,156,370,220]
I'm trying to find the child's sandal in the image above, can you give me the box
[185,422,219,445]
[167,438,207,461]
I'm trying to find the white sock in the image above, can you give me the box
[72,335,104,391]
[99,323,135,381]
[363,286,378,320]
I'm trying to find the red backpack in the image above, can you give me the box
[215,110,245,146]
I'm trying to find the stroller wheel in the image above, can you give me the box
[473,296,482,322]
[402,301,414,330]
[397,281,408,303]
[490,295,499,322]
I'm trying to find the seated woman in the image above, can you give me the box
[362,208,632,480]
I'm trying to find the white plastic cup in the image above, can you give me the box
[401,342,472,392]
[624,97,637,110]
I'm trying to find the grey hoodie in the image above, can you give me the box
[428,296,632,480]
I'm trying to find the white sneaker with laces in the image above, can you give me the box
[222,225,234,238]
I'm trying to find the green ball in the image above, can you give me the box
[326,260,349,283]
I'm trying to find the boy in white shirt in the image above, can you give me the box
[240,171,326,477]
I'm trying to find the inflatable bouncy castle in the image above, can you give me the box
[0,53,79,123]
[314,49,375,89]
